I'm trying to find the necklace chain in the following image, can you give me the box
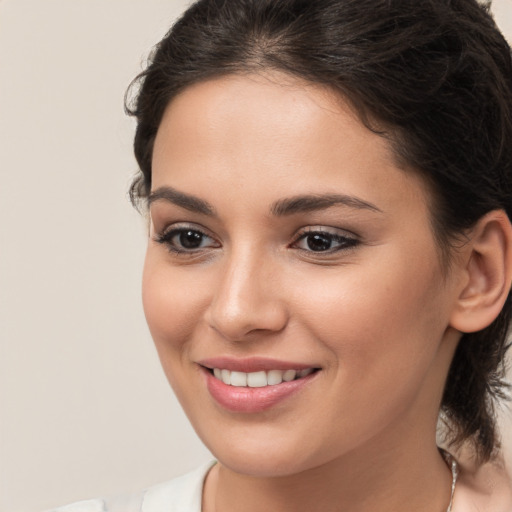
[445,457,458,512]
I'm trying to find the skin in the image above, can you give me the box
[143,72,482,512]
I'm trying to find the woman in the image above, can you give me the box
[51,0,512,510]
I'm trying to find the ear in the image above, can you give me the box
[450,210,512,334]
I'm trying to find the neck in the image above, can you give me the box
[204,428,452,512]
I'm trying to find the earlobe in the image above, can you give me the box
[450,210,512,334]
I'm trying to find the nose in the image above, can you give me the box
[204,250,289,341]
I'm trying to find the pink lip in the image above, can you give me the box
[199,365,319,413]
[197,356,317,373]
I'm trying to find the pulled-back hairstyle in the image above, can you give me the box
[126,0,512,462]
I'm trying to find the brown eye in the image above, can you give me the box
[293,230,358,253]
[155,226,220,254]
[178,230,205,249]
[305,233,334,252]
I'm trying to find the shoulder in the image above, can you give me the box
[141,461,215,512]
[453,450,512,512]
[44,461,216,512]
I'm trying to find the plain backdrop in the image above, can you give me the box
[1,1,511,511]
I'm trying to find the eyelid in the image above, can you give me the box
[158,221,213,237]
[293,225,359,241]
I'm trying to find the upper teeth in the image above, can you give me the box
[212,368,314,387]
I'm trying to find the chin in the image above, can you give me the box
[195,422,331,478]
[214,447,315,478]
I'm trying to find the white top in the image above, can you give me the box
[46,461,215,512]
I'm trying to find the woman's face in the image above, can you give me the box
[144,73,462,477]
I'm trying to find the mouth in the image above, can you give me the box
[198,359,321,413]
[208,367,318,388]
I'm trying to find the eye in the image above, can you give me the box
[155,225,220,254]
[293,229,358,253]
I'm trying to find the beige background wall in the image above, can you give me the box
[1,1,511,511]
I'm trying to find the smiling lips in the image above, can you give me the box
[199,359,319,413]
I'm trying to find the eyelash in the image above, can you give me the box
[154,225,359,256]
[154,225,219,255]
[291,228,359,254]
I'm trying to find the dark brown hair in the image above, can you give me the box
[126,0,512,462]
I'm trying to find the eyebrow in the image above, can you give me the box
[271,194,382,216]
[148,186,382,217]
[148,186,216,216]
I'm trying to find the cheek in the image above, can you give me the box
[289,264,448,451]
[295,250,448,379]
[142,251,209,361]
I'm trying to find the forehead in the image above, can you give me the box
[152,72,430,217]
